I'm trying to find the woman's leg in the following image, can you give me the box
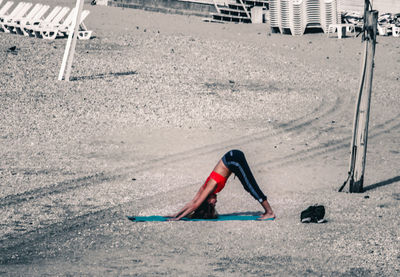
[222,150,267,203]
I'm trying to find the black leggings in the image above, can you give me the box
[222,150,267,203]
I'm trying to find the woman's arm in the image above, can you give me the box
[167,186,205,218]
[169,179,217,220]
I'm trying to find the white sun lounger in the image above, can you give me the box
[4,3,47,33]
[0,1,14,18]
[15,4,55,36]
[15,4,50,35]
[0,2,31,22]
[0,1,24,31]
[0,2,32,31]
[38,8,92,40]
[22,5,64,36]
[58,9,92,40]
[30,6,71,37]
[0,1,23,23]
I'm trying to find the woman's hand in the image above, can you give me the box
[167,217,180,221]
[165,213,179,218]
[168,179,217,221]
[167,201,193,219]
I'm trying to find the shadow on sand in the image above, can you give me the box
[70,70,137,81]
[363,175,400,192]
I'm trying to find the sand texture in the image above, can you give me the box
[0,3,400,276]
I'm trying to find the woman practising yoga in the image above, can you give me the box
[168,149,275,221]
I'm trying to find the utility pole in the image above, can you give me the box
[339,0,378,193]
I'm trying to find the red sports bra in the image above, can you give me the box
[202,171,227,194]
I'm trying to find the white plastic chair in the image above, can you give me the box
[321,0,341,33]
[327,23,355,39]
[20,5,60,36]
[269,0,341,36]
[0,1,14,18]
[3,3,44,33]
[393,25,400,37]
[0,1,24,23]
[39,8,92,40]
[0,2,32,31]
[269,0,280,29]
[305,0,321,25]
[0,1,24,31]
[377,24,390,36]
[13,4,50,35]
[291,0,307,36]
[279,0,290,34]
[31,6,70,37]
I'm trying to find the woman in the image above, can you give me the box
[168,149,275,221]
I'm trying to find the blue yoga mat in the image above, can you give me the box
[127,215,275,222]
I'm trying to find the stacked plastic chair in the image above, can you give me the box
[320,0,340,33]
[291,0,306,36]
[305,0,321,27]
[269,0,280,30]
[279,0,290,32]
[269,0,341,35]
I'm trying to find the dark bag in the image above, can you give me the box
[300,205,326,223]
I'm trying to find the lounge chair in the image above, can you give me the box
[59,9,92,40]
[393,25,400,37]
[1,1,23,31]
[4,3,48,33]
[0,2,32,32]
[38,8,92,40]
[16,4,57,36]
[0,1,21,23]
[0,1,14,18]
[0,2,30,22]
[29,6,70,37]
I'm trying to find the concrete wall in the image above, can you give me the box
[107,0,218,17]
[341,0,400,13]
[374,0,400,13]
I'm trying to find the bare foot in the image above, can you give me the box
[259,212,276,220]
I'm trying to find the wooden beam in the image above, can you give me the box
[58,0,84,81]
[349,9,378,193]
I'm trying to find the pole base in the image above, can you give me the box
[350,176,364,193]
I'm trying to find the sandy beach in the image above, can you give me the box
[1,2,400,276]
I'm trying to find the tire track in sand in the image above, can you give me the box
[0,94,333,207]
[255,116,400,170]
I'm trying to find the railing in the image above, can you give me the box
[238,0,251,20]
[178,0,228,14]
